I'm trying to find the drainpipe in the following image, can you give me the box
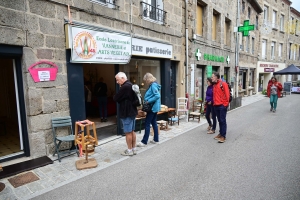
[235,0,240,98]
[185,0,189,95]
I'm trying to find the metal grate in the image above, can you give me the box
[141,2,166,24]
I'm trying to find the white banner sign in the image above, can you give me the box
[70,27,131,64]
[132,38,172,58]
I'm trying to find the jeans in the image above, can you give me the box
[214,105,228,138]
[141,111,159,144]
[205,104,217,130]
[270,94,278,110]
[97,96,107,118]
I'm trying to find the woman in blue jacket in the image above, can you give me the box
[205,78,217,134]
[137,73,161,147]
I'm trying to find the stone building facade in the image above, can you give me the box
[238,0,263,96]
[188,0,237,101]
[257,0,295,91]
[287,7,300,83]
[0,0,185,162]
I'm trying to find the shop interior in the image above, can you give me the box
[82,58,161,140]
[0,58,23,160]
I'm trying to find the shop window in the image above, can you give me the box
[141,0,166,24]
[120,58,161,97]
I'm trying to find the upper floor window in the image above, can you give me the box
[278,43,282,58]
[272,10,277,29]
[89,0,119,9]
[224,19,231,46]
[256,16,259,30]
[262,39,267,59]
[141,0,166,24]
[248,7,251,19]
[264,6,268,22]
[280,14,284,31]
[196,4,204,36]
[271,41,275,60]
[212,12,218,41]
[242,1,245,13]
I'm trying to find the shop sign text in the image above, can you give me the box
[204,54,224,62]
[70,27,131,64]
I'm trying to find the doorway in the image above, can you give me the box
[0,58,24,160]
[82,64,117,141]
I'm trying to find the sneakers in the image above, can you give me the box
[150,140,158,144]
[207,125,212,131]
[214,134,221,140]
[270,107,273,111]
[132,149,137,155]
[137,142,146,147]
[273,109,276,113]
[218,136,226,143]
[207,129,215,134]
[121,149,133,156]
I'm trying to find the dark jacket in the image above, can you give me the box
[205,85,214,104]
[94,82,107,97]
[113,80,138,118]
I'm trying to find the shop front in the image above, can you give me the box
[257,62,286,92]
[66,23,175,139]
[193,47,233,101]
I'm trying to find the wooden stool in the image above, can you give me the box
[157,120,168,130]
[74,120,98,153]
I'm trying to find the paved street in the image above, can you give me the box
[29,94,300,200]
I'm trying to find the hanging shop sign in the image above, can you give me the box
[132,38,172,59]
[70,26,131,64]
[28,60,58,82]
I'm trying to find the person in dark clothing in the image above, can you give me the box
[84,79,92,116]
[205,78,217,134]
[94,77,108,122]
[113,72,138,156]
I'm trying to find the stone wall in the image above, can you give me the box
[0,0,184,157]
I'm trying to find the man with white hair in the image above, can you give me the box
[113,72,138,156]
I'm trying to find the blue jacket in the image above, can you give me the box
[144,82,161,113]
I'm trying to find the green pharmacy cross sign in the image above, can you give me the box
[238,20,255,37]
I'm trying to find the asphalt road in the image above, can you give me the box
[33,94,300,200]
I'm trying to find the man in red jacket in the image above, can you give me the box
[211,72,230,143]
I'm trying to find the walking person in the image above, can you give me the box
[113,72,138,156]
[267,77,282,113]
[205,78,217,134]
[137,73,161,147]
[94,77,108,122]
[211,72,230,143]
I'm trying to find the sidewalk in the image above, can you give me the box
[0,94,266,200]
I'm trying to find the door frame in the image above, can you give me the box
[0,44,30,161]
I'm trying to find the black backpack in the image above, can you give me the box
[220,81,232,102]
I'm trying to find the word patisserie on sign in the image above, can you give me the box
[71,27,132,64]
